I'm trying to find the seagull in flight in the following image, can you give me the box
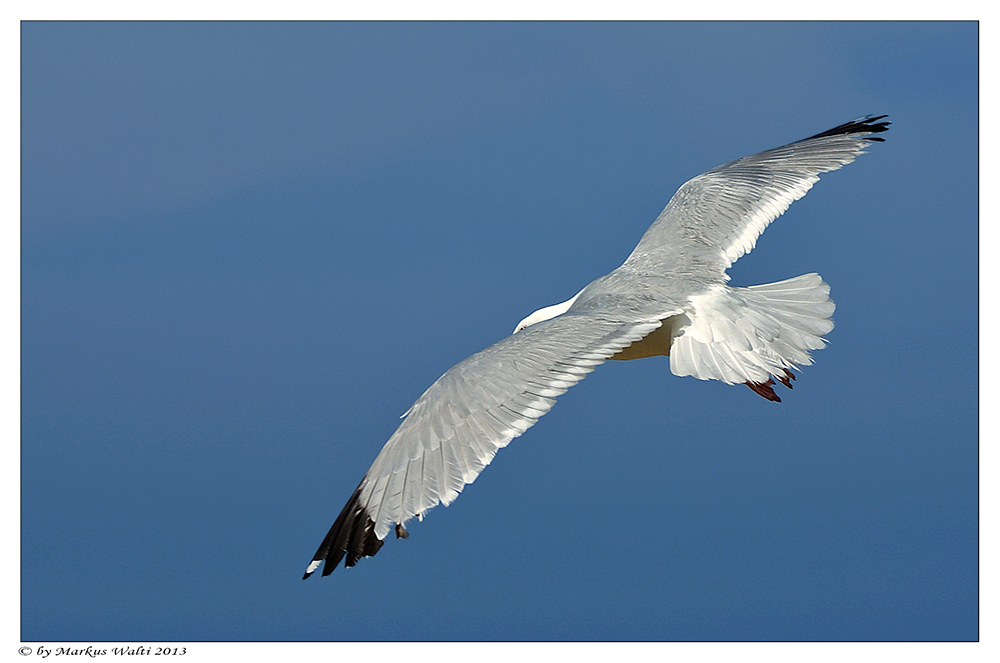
[304,115,890,578]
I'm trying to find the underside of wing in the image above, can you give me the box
[304,313,665,577]
[625,115,889,278]
[303,115,889,579]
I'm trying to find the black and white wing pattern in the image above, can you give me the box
[304,312,671,577]
[303,115,888,577]
[624,115,889,278]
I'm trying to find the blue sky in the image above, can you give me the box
[21,22,978,642]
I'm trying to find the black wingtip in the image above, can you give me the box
[303,483,387,579]
[804,114,890,143]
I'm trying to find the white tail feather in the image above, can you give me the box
[669,273,834,384]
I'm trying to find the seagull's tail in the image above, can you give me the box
[669,274,835,401]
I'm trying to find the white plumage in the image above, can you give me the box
[670,274,835,385]
[304,115,889,577]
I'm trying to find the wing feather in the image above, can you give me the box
[625,115,889,277]
[304,313,667,576]
[304,116,888,578]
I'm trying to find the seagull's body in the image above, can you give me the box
[304,115,889,578]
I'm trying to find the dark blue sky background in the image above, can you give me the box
[21,22,978,642]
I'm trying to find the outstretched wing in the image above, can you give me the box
[304,115,889,577]
[304,312,668,577]
[624,115,889,278]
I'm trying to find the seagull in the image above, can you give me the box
[303,115,889,578]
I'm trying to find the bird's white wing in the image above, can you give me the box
[624,115,889,279]
[304,311,671,577]
[304,115,889,578]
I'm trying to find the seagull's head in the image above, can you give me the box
[512,288,585,334]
